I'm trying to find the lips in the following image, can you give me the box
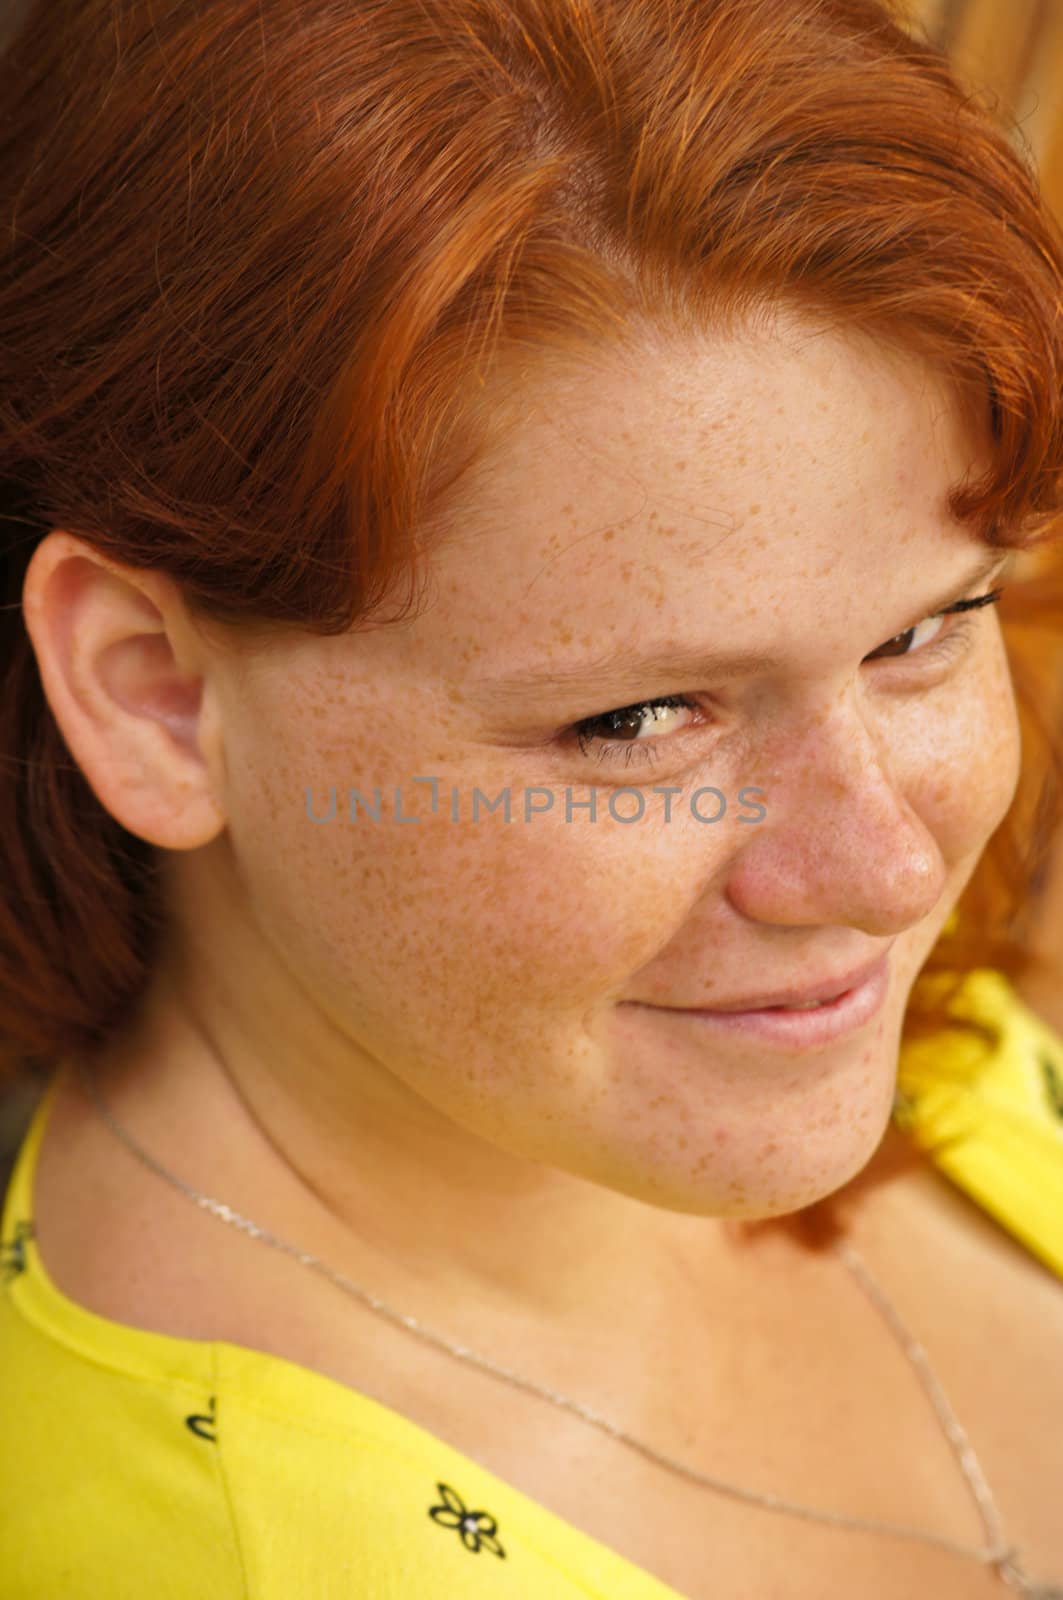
[664,948,893,1014]
[632,957,892,1049]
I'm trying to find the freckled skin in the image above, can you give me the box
[44,308,1021,1332]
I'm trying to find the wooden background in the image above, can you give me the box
[900,0,1063,215]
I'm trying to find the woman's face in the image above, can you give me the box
[156,313,1021,1220]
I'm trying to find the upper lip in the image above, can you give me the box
[674,949,893,1012]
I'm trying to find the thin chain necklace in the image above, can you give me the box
[76,1058,1060,1597]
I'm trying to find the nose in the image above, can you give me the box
[723,702,946,936]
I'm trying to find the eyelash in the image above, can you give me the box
[568,587,1006,769]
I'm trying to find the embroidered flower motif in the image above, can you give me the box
[1039,1052,1063,1119]
[428,1481,507,1558]
[0,1218,34,1284]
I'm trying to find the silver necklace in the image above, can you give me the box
[76,1058,1060,1597]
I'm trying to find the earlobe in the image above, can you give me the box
[20,530,227,851]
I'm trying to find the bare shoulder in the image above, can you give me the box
[889,1143,1061,1307]
[839,1145,1063,1585]
[839,1122,1063,1363]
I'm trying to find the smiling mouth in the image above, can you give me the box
[620,957,892,1049]
[759,995,845,1010]
[643,948,894,1015]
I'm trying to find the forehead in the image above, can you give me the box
[426,316,989,616]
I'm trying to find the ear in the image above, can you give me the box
[21,530,227,850]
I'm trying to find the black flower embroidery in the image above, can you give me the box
[1040,1052,1063,1119]
[428,1481,506,1558]
[1,1218,34,1284]
[185,1395,217,1442]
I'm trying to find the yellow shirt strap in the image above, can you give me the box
[894,967,1063,1283]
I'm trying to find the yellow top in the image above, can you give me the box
[1,968,1062,1598]
[892,967,1063,1282]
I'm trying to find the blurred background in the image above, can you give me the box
[3,0,1063,1185]
[901,0,1063,216]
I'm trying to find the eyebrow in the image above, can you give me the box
[475,549,1012,707]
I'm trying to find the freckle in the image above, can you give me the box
[602,528,615,541]
[713,1128,730,1146]
[557,627,573,643]
[675,460,687,471]
[748,503,761,515]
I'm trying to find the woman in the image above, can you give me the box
[1,0,1063,1595]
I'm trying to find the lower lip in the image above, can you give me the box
[633,958,890,1050]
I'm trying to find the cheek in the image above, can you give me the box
[284,811,704,1019]
[904,634,1020,857]
[216,676,709,1025]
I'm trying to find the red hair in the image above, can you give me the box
[2,0,1063,1247]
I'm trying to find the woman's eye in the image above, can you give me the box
[566,587,1005,768]
[864,612,946,660]
[572,694,698,765]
